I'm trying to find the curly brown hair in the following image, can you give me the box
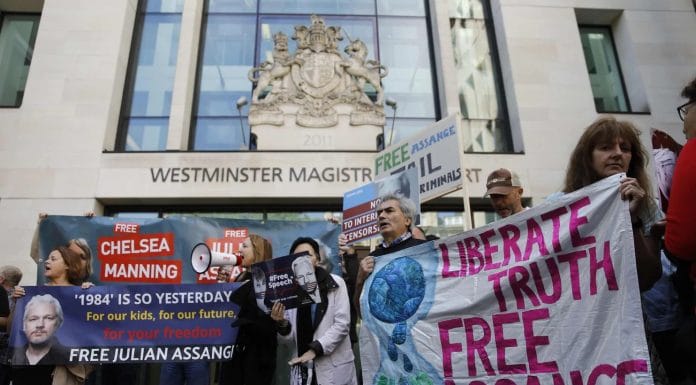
[562,116,654,211]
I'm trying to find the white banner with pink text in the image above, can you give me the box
[358,174,653,385]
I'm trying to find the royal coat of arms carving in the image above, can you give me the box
[247,15,388,138]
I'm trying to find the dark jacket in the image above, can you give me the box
[221,273,278,385]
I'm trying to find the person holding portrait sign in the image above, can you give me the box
[11,245,93,385]
[271,237,356,385]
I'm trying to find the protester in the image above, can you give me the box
[552,116,666,384]
[219,234,277,385]
[351,194,426,317]
[484,168,526,218]
[30,213,94,283]
[666,76,696,261]
[218,234,273,283]
[11,246,93,385]
[661,76,696,384]
[556,116,662,291]
[271,237,356,385]
[160,233,277,385]
[0,265,22,385]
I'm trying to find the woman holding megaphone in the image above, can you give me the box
[218,234,278,385]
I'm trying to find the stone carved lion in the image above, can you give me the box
[248,32,301,103]
[338,39,388,105]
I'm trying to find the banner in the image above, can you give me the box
[36,216,341,284]
[9,283,243,364]
[342,167,420,243]
[374,114,462,202]
[359,174,653,385]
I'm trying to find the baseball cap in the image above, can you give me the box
[485,168,521,196]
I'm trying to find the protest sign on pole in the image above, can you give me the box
[358,174,653,385]
[342,167,419,243]
[374,114,462,203]
[9,283,243,364]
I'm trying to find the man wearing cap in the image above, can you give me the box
[485,168,525,218]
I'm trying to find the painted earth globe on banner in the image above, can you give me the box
[368,257,425,323]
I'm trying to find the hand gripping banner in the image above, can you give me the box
[358,174,653,385]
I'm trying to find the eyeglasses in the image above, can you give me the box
[677,101,694,122]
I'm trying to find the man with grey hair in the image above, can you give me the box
[348,193,426,317]
[12,294,68,366]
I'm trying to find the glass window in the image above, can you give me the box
[0,14,40,107]
[118,0,183,151]
[192,14,256,150]
[378,0,425,16]
[208,0,257,13]
[187,0,439,152]
[257,15,376,64]
[379,17,436,119]
[448,0,510,152]
[193,117,247,150]
[384,118,436,146]
[579,26,629,113]
[259,0,374,15]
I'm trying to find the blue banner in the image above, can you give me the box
[9,284,244,364]
[36,216,341,284]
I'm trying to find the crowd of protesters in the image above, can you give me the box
[3,76,695,385]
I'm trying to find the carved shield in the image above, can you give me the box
[292,52,343,98]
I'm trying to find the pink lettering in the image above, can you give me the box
[499,224,522,266]
[438,318,464,379]
[529,257,562,305]
[557,250,587,300]
[488,270,509,312]
[589,241,618,294]
[569,197,595,247]
[464,237,485,276]
[523,218,550,261]
[440,243,460,278]
[522,308,558,373]
[541,207,567,253]
[481,229,501,271]
[587,364,616,385]
[492,312,526,374]
[616,359,648,385]
[464,317,496,376]
[509,266,541,309]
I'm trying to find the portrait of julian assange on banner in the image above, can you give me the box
[9,283,243,365]
[358,174,653,385]
[249,251,322,314]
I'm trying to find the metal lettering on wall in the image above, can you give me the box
[149,167,373,184]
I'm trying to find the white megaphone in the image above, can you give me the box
[190,243,243,274]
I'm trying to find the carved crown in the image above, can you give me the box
[273,32,288,46]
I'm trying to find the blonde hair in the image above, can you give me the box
[249,234,273,262]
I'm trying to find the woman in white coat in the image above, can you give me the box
[271,237,357,385]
